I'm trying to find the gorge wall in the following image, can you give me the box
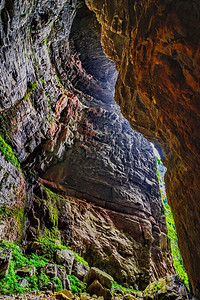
[0,0,175,290]
[84,0,200,295]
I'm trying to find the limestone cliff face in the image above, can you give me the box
[85,0,200,294]
[0,0,174,289]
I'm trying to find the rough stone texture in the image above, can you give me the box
[0,152,26,241]
[73,262,89,280]
[55,249,75,273]
[144,275,189,300]
[0,0,174,290]
[0,248,11,277]
[84,267,114,289]
[85,0,200,295]
[16,266,36,277]
[41,263,71,290]
[30,181,173,289]
[87,279,112,300]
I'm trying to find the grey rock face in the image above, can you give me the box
[73,262,89,280]
[55,249,75,273]
[0,152,26,206]
[0,0,174,289]
[16,266,36,277]
[0,248,11,277]
[41,263,71,290]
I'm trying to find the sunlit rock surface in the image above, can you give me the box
[85,0,200,294]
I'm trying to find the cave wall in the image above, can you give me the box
[84,0,200,295]
[0,0,175,289]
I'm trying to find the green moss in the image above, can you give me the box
[0,260,26,295]
[37,235,89,267]
[0,238,89,295]
[156,157,188,286]
[112,281,140,294]
[55,74,64,90]
[24,81,38,101]
[0,135,20,169]
[44,37,48,47]
[68,275,86,295]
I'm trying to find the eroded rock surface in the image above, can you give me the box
[85,0,200,294]
[0,0,174,290]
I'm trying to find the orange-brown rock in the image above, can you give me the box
[85,0,200,295]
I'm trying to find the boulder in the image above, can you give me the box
[87,279,112,300]
[80,294,88,300]
[56,289,73,300]
[16,265,36,277]
[55,249,75,273]
[0,248,11,277]
[144,275,189,299]
[19,278,29,288]
[41,263,71,290]
[73,262,89,280]
[84,267,114,289]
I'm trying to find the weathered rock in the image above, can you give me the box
[0,0,174,291]
[73,262,89,280]
[0,248,11,277]
[16,266,36,277]
[55,249,75,274]
[0,152,26,241]
[80,294,88,300]
[41,263,71,290]
[56,290,73,300]
[19,278,29,288]
[144,275,189,300]
[84,0,200,294]
[87,279,112,300]
[84,267,114,289]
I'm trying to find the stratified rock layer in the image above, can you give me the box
[85,0,200,295]
[0,0,174,289]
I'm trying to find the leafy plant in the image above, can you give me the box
[0,260,26,295]
[26,274,38,290]
[68,274,86,295]
[38,272,50,290]
[24,81,38,101]
[112,281,140,294]
[0,135,20,169]
[52,277,63,292]
[155,157,188,286]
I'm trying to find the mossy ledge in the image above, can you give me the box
[0,135,20,170]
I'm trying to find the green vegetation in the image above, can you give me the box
[0,238,89,295]
[68,275,87,295]
[155,157,188,286]
[37,236,89,267]
[112,281,140,294]
[0,135,20,169]
[44,37,48,47]
[0,240,47,295]
[24,81,38,101]
[162,194,188,285]
[55,74,64,90]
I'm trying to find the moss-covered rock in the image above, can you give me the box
[144,275,189,300]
